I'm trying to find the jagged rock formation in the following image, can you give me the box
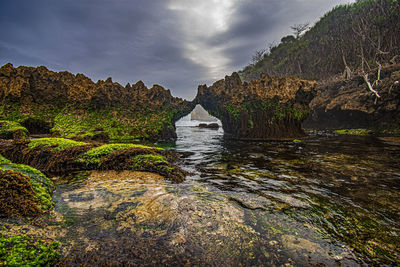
[0,63,193,141]
[304,64,400,132]
[0,63,318,140]
[190,104,217,121]
[195,72,317,139]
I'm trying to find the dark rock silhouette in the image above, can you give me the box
[198,123,219,129]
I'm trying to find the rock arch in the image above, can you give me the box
[191,72,317,140]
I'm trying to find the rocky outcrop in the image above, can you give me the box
[303,64,400,132]
[0,63,193,141]
[195,72,317,139]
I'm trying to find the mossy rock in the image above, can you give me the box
[0,235,59,266]
[77,144,164,167]
[28,137,88,152]
[131,154,186,182]
[0,154,54,212]
[0,120,28,139]
[334,129,372,136]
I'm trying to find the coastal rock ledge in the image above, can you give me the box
[0,63,317,141]
[195,72,317,140]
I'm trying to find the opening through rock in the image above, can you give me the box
[175,104,222,129]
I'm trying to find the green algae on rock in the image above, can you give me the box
[0,120,28,139]
[77,143,163,167]
[0,235,59,266]
[334,128,372,136]
[28,138,88,152]
[0,154,54,213]
[0,63,193,141]
[0,138,186,182]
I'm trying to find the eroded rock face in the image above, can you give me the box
[195,72,317,139]
[0,63,193,140]
[303,64,400,131]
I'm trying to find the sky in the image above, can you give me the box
[0,0,354,100]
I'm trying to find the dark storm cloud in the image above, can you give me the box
[0,0,353,100]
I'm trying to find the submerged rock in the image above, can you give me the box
[198,123,219,129]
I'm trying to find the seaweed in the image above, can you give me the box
[0,235,59,266]
[0,169,42,217]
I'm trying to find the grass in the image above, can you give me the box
[78,144,164,166]
[28,138,88,152]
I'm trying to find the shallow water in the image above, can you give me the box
[25,126,400,265]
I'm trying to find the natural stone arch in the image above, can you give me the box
[192,72,317,140]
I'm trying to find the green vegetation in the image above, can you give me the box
[306,195,400,265]
[239,0,400,82]
[0,120,28,139]
[0,155,54,211]
[334,129,372,136]
[78,144,164,166]
[0,102,181,141]
[51,107,176,141]
[225,104,240,120]
[28,138,88,152]
[131,154,185,182]
[293,139,302,143]
[0,235,59,266]
[133,154,168,166]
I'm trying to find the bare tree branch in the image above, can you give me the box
[290,23,310,38]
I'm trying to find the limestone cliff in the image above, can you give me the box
[303,64,400,132]
[0,63,193,141]
[195,72,317,139]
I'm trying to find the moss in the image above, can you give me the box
[334,129,372,136]
[248,119,254,128]
[51,107,176,141]
[1,102,179,141]
[28,138,88,152]
[0,235,59,266]
[0,155,54,212]
[0,120,28,139]
[133,154,168,165]
[78,144,164,167]
[0,154,12,165]
[225,104,240,120]
[293,139,302,143]
[131,154,185,182]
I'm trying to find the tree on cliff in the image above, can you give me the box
[239,0,400,87]
[290,23,310,38]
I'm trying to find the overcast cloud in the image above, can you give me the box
[0,0,353,100]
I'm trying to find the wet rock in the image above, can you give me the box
[198,123,219,129]
[195,72,317,139]
[0,169,42,217]
[304,64,400,133]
